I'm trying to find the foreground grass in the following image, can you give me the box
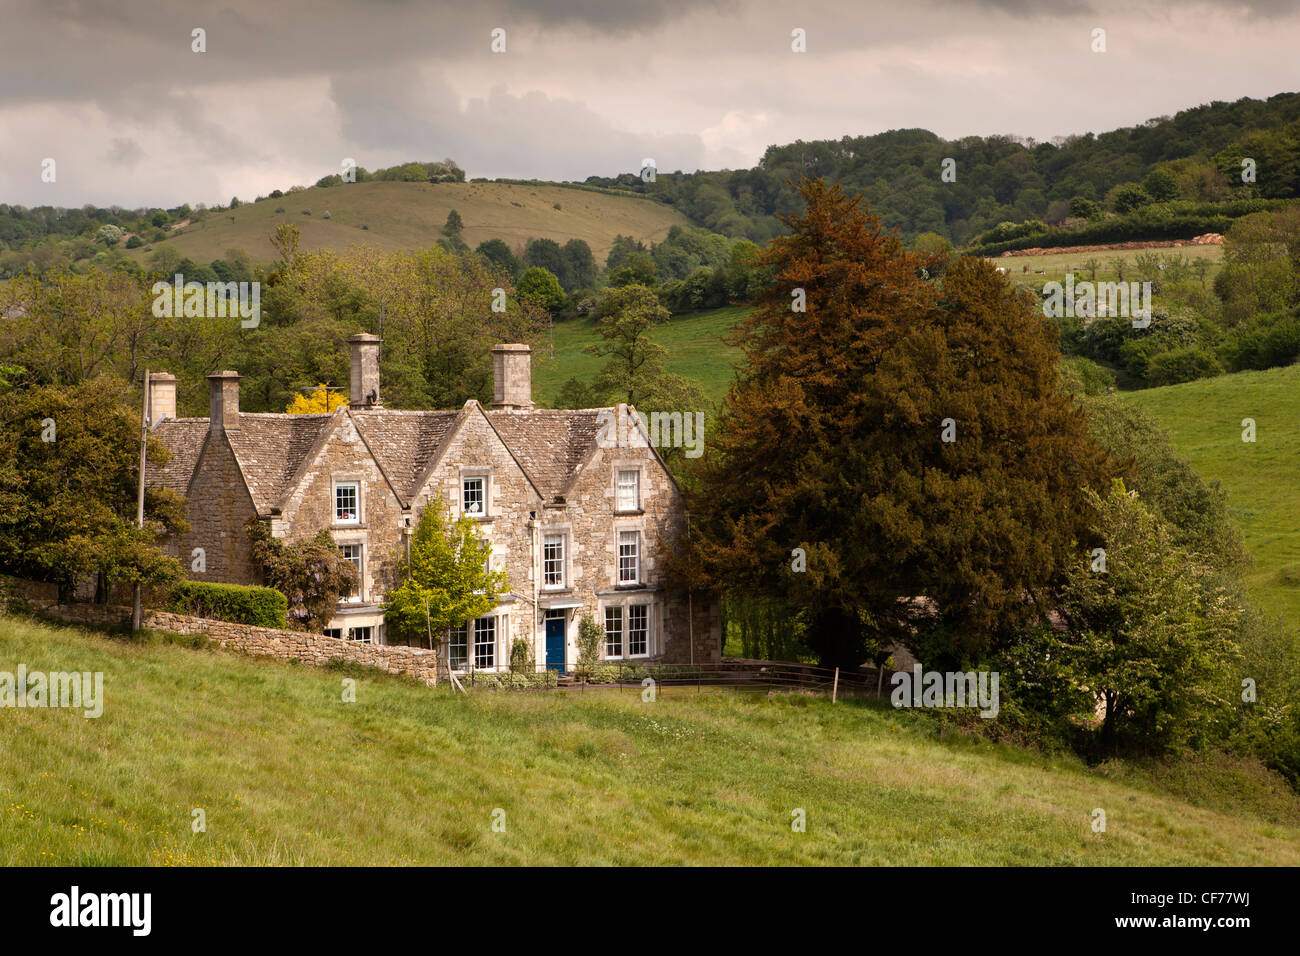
[536,305,748,408]
[2,614,1297,866]
[1125,364,1300,625]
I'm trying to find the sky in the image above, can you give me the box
[0,0,1296,208]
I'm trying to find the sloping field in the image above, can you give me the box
[536,305,749,408]
[127,181,689,265]
[1,614,1296,865]
[1124,364,1300,624]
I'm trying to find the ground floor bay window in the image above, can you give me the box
[601,601,656,660]
[449,613,507,672]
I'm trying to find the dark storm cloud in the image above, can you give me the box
[0,0,732,110]
[501,0,732,30]
[0,0,1297,206]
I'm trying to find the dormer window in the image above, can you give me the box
[335,482,360,524]
[463,475,486,517]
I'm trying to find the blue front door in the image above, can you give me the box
[545,618,566,673]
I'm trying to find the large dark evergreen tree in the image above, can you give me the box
[690,178,1110,666]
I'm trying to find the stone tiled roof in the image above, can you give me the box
[149,403,611,513]
[146,419,208,495]
[486,408,608,500]
[225,413,338,514]
[349,408,460,502]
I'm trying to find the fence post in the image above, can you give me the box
[832,667,839,704]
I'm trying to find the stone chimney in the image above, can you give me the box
[149,372,176,426]
[491,343,534,410]
[207,371,240,434]
[349,333,381,407]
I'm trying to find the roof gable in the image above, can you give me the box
[484,407,608,501]
[348,407,461,505]
[146,419,208,496]
[225,413,337,514]
[150,400,623,514]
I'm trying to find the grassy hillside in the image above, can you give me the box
[1124,364,1300,624]
[129,181,689,266]
[537,305,749,408]
[1,614,1297,866]
[989,242,1224,291]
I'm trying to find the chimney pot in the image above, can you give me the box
[207,370,240,434]
[491,343,534,410]
[348,333,381,407]
[149,372,177,426]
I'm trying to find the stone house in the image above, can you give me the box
[145,336,720,672]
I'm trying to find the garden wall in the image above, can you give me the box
[20,594,441,686]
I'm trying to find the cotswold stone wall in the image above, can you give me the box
[40,603,441,686]
[0,575,59,611]
[144,611,441,684]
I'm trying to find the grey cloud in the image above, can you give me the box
[331,67,709,180]
[105,137,143,167]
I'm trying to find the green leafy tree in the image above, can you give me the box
[443,209,464,236]
[0,376,187,601]
[1106,182,1152,215]
[560,238,598,291]
[1082,396,1247,574]
[96,224,124,246]
[516,266,565,313]
[1056,482,1241,752]
[552,376,601,410]
[523,238,564,276]
[608,252,657,288]
[246,519,358,632]
[1069,195,1103,221]
[587,284,670,405]
[383,495,507,647]
[576,612,603,677]
[476,238,520,279]
[1142,167,1181,202]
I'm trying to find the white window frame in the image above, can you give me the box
[463,475,487,517]
[473,616,497,670]
[601,602,653,660]
[349,625,374,644]
[604,606,623,659]
[334,481,361,525]
[450,623,468,672]
[542,533,566,589]
[323,628,343,639]
[339,542,363,602]
[618,530,640,584]
[616,468,640,512]
[627,605,649,657]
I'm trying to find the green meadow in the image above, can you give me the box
[1,615,1297,866]
[1124,364,1300,625]
[535,306,748,408]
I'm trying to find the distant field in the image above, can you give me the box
[987,243,1224,290]
[535,305,749,408]
[1125,364,1300,624]
[2,613,1296,865]
[125,181,689,266]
